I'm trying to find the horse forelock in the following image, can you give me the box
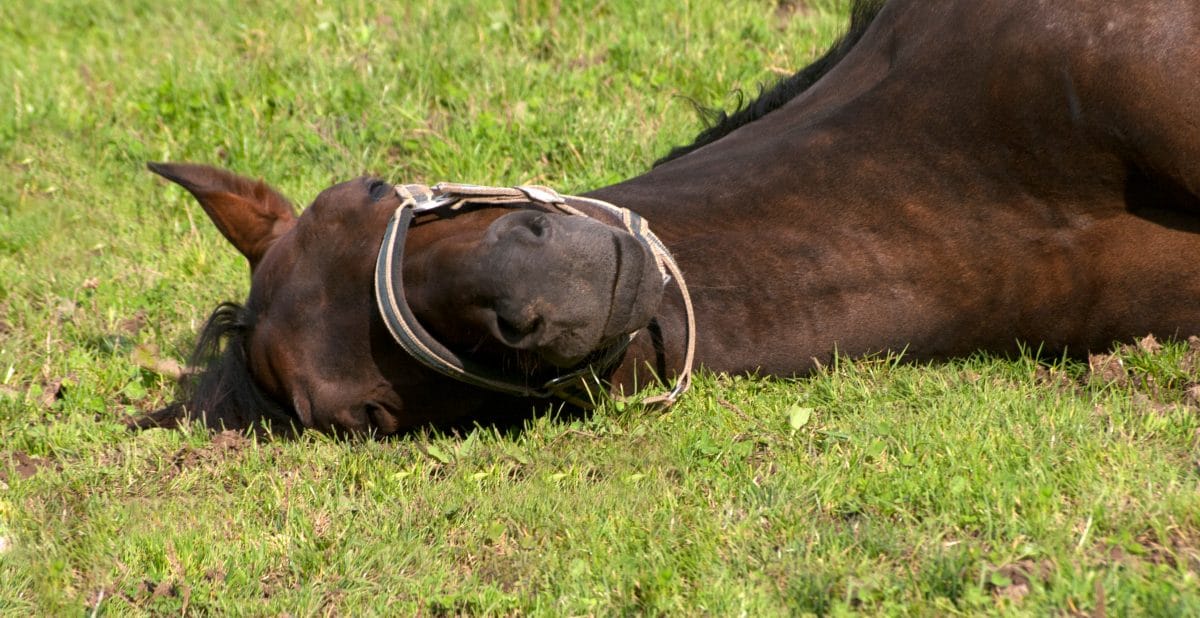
[181,301,294,433]
[656,0,886,165]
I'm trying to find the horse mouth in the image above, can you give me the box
[602,228,665,340]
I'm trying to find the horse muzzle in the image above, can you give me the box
[481,209,666,366]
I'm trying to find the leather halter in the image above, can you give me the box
[374,182,696,408]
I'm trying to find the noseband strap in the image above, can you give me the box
[374,182,696,408]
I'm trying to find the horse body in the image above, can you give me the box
[147,0,1200,434]
[596,0,1200,388]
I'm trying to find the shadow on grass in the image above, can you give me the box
[125,397,592,443]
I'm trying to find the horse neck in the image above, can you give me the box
[583,136,843,389]
[581,0,1157,392]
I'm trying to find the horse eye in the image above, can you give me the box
[367,179,392,202]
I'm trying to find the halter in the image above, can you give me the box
[374,182,696,408]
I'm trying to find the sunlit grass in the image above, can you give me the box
[2,0,1199,614]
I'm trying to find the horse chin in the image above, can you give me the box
[537,348,593,369]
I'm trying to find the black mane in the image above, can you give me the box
[656,0,886,165]
[132,302,294,434]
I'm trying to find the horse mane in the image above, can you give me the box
[656,0,886,165]
[132,302,294,435]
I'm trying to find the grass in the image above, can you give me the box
[2,0,1199,614]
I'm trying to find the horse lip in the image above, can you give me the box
[603,229,662,338]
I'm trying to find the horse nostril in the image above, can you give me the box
[527,214,549,238]
[495,210,552,243]
[363,401,400,435]
[495,311,544,345]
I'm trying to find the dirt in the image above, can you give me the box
[168,430,252,475]
[43,377,67,409]
[1185,384,1200,407]
[0,451,59,482]
[1029,334,1200,414]
[138,578,181,599]
[568,51,608,70]
[124,402,188,431]
[446,523,530,597]
[84,542,197,611]
[1086,353,1127,387]
[986,559,1055,603]
[131,343,186,379]
[774,0,814,29]
[1137,528,1200,571]
[86,578,189,613]
[117,309,146,336]
[1135,333,1164,354]
[54,299,77,322]
[1100,527,1200,584]
[258,569,301,600]
[1131,392,1173,415]
[1032,365,1078,392]
[1181,336,1200,370]
[0,375,73,410]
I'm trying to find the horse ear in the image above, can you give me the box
[147,162,297,269]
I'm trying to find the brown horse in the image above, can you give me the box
[144,0,1200,435]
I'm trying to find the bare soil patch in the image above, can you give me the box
[986,559,1054,603]
[168,430,252,475]
[1074,335,1200,409]
[774,0,814,29]
[1,452,59,482]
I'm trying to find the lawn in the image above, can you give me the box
[2,0,1198,614]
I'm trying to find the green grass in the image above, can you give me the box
[2,0,1199,614]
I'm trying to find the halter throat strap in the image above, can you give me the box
[373,182,696,408]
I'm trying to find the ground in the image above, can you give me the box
[1,0,1198,614]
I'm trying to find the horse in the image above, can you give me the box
[141,0,1200,435]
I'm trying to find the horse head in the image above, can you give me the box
[146,163,666,435]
